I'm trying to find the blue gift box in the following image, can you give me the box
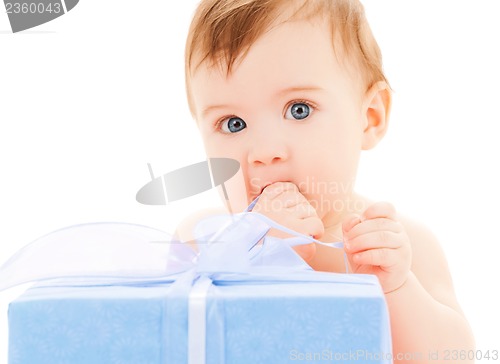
[3,214,392,364]
[9,274,391,364]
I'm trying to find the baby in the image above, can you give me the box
[177,0,474,361]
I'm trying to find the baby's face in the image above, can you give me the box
[190,18,368,222]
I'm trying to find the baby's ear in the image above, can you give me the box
[361,81,392,150]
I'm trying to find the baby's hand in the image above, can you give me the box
[343,202,412,293]
[252,182,324,261]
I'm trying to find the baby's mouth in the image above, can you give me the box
[249,180,302,204]
[259,183,272,195]
[256,180,296,196]
[249,182,273,201]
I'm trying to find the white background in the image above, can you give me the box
[1,1,499,362]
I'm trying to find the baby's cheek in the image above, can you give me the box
[217,169,249,211]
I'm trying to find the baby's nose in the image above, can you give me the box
[247,133,289,166]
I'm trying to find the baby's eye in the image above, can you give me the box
[285,102,312,120]
[220,116,247,133]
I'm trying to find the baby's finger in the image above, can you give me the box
[280,190,308,208]
[253,188,301,214]
[361,202,397,222]
[346,218,403,240]
[260,188,306,214]
[342,214,362,233]
[345,230,403,253]
[261,182,298,200]
[297,216,325,239]
[290,201,317,219]
[352,247,398,267]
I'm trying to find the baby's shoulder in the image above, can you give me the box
[395,212,444,271]
[397,213,462,311]
[396,214,442,260]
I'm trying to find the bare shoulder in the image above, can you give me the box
[398,213,464,315]
[174,206,228,248]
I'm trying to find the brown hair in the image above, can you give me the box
[185,0,389,115]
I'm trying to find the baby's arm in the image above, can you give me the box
[382,215,475,363]
[333,203,474,363]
